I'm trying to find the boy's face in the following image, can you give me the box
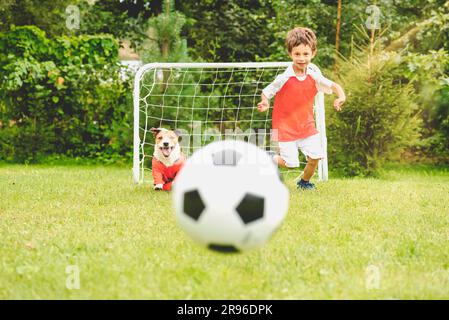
[289,44,316,70]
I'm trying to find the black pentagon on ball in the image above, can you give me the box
[235,193,265,224]
[208,244,240,254]
[212,149,242,166]
[183,189,205,221]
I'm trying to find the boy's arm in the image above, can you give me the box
[331,82,346,111]
[262,73,287,100]
[311,70,346,111]
[257,93,270,112]
[258,73,287,112]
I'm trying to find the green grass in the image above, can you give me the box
[0,163,448,299]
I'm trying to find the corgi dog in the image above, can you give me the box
[151,127,185,191]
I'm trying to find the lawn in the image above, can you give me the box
[0,163,448,299]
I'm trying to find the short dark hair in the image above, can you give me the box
[285,27,317,53]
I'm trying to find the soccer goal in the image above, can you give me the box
[133,62,328,184]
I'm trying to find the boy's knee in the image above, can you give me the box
[276,153,299,168]
[280,156,299,168]
[306,157,319,165]
[285,161,300,168]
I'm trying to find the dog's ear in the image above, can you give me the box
[174,129,183,142]
[150,127,161,136]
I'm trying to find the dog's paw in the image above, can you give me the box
[154,184,164,190]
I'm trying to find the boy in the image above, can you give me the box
[258,27,345,190]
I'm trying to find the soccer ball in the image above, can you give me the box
[172,140,289,253]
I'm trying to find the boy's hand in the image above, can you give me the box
[333,97,345,111]
[257,100,269,112]
[331,83,346,111]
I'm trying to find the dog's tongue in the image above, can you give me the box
[161,147,171,157]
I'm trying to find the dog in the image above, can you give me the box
[151,127,185,191]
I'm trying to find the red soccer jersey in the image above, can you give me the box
[272,75,318,142]
[152,155,185,191]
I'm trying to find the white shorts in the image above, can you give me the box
[278,133,325,168]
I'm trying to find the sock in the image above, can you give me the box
[300,178,309,183]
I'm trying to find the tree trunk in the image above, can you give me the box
[161,0,171,91]
[162,0,170,61]
[385,19,433,52]
[335,0,342,58]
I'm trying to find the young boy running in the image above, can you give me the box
[258,27,346,190]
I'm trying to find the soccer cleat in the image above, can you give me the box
[307,181,316,189]
[297,179,316,190]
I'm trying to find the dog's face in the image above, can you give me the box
[151,128,181,158]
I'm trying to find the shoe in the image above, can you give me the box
[297,179,316,190]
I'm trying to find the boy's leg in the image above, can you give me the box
[266,150,287,167]
[302,157,319,181]
[297,133,324,186]
[273,155,287,168]
[277,141,300,168]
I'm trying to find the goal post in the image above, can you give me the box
[133,62,328,184]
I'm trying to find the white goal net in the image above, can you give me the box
[133,62,328,184]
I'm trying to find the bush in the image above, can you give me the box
[0,25,132,163]
[400,50,449,164]
[327,42,421,176]
[420,84,449,163]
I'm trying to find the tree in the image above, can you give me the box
[385,2,449,52]
[78,0,155,47]
[139,0,189,63]
[177,1,275,62]
[0,0,74,36]
[327,26,422,176]
[137,0,190,92]
[335,0,342,59]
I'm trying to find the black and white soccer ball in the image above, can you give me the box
[172,140,289,253]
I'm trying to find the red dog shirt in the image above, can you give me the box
[152,155,185,191]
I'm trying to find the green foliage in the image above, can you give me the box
[140,0,190,63]
[417,83,449,163]
[1,1,448,168]
[0,0,76,36]
[178,1,275,62]
[78,0,154,48]
[266,0,336,66]
[0,25,132,163]
[398,49,449,163]
[405,3,449,52]
[327,29,422,176]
